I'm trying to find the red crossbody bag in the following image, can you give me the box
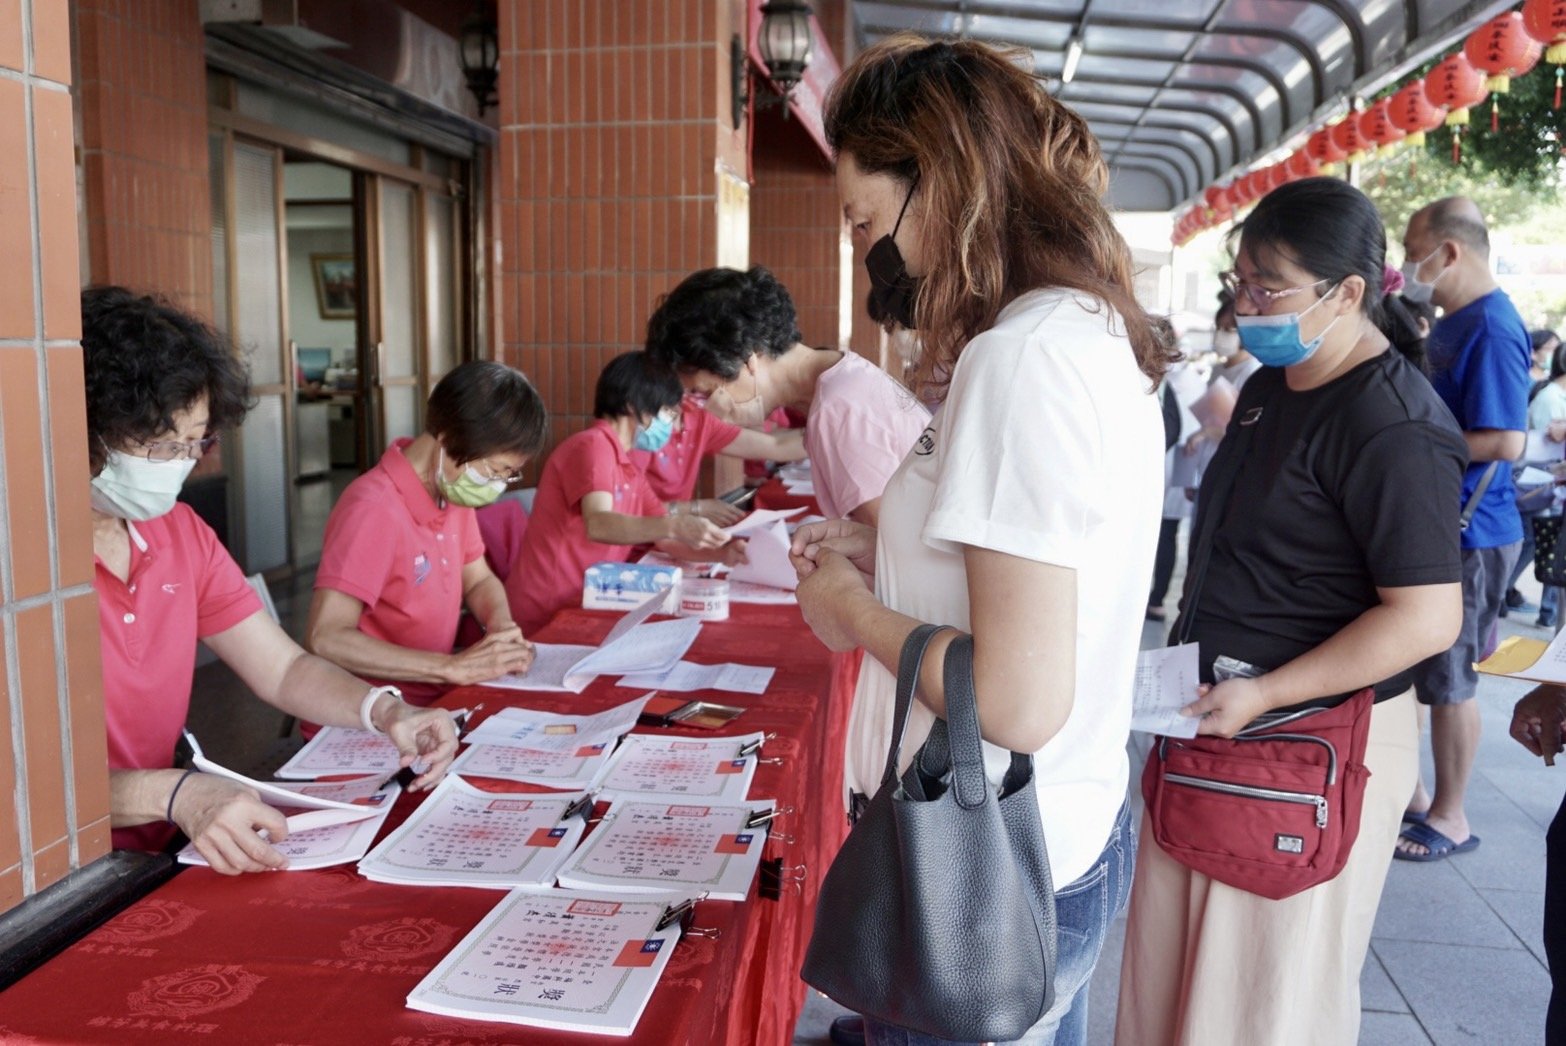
[1141,402,1374,900]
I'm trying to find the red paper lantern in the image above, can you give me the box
[1306,126,1346,173]
[1388,78,1447,147]
[1425,52,1490,126]
[1204,183,1232,216]
[1465,12,1543,93]
[1245,170,1271,201]
[1286,148,1319,180]
[1358,99,1406,155]
[1522,0,1566,107]
[1267,162,1291,190]
[1330,116,1369,164]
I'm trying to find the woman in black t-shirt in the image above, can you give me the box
[1116,178,1466,1046]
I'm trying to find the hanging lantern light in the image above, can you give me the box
[1425,53,1490,127]
[1358,99,1406,156]
[756,0,815,103]
[1247,169,1272,201]
[1388,78,1447,148]
[1330,115,1369,165]
[1306,126,1347,173]
[1267,162,1291,190]
[1464,12,1543,94]
[1286,148,1320,180]
[1204,183,1232,218]
[1522,0,1566,108]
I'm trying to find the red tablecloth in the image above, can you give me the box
[752,477,821,517]
[0,604,859,1046]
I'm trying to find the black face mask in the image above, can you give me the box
[865,179,921,330]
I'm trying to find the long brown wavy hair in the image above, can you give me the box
[825,35,1176,397]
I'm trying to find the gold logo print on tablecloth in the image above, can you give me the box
[92,899,204,944]
[340,917,459,961]
[125,964,266,1018]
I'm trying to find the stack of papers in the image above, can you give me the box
[555,799,775,900]
[407,889,685,1036]
[488,590,700,693]
[1130,643,1201,739]
[275,726,404,779]
[182,731,395,833]
[450,696,652,787]
[177,776,400,871]
[615,661,773,695]
[596,733,764,803]
[358,776,588,889]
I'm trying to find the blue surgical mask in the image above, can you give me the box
[633,413,674,452]
[1234,291,1341,368]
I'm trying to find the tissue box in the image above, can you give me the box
[582,561,681,612]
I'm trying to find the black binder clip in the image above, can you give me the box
[561,792,596,822]
[759,859,807,900]
[656,895,720,939]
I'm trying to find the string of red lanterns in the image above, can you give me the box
[1172,2,1566,246]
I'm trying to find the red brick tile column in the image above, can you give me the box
[0,0,108,916]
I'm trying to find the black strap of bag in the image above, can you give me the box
[1459,460,1501,532]
[1176,404,1263,645]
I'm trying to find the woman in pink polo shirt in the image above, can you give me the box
[645,265,930,525]
[507,352,748,634]
[630,396,808,527]
[84,287,457,875]
[307,361,545,705]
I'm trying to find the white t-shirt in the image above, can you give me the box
[804,350,931,519]
[844,289,1167,886]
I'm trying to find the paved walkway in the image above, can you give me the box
[793,575,1563,1045]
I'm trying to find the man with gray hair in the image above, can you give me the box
[1399,197,1532,860]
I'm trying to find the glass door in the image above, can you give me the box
[366,176,424,451]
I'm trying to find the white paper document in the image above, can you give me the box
[485,590,700,693]
[615,661,774,695]
[462,695,652,753]
[358,775,588,889]
[1131,643,1202,739]
[1527,429,1566,463]
[723,507,805,538]
[783,480,815,495]
[274,725,404,780]
[448,742,614,789]
[728,521,797,592]
[555,799,775,900]
[183,731,385,831]
[596,733,763,803]
[178,779,399,871]
[406,888,683,1036]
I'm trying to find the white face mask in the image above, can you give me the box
[1400,246,1447,305]
[90,451,197,521]
[1213,329,1241,359]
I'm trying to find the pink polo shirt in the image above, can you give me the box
[507,421,666,633]
[96,504,262,852]
[806,351,931,519]
[630,400,742,502]
[315,438,486,706]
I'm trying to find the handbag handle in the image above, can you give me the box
[882,623,954,789]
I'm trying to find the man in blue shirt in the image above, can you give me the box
[1400,197,1532,861]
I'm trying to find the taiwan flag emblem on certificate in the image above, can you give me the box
[615,938,664,967]
[526,826,569,847]
[716,759,747,774]
[714,833,753,854]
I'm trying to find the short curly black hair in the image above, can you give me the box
[426,360,549,463]
[644,266,802,380]
[81,286,252,475]
[593,352,683,420]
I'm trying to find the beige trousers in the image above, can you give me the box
[1114,690,1418,1046]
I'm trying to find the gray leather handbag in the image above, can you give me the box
[801,624,1058,1041]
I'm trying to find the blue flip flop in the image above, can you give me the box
[1394,821,1480,862]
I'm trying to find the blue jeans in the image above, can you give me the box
[864,801,1135,1046]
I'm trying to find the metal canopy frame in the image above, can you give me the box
[851,0,1516,211]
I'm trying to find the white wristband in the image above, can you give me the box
[360,686,402,734]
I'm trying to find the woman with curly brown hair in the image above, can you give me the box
[790,35,1173,1046]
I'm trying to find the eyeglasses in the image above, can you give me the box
[468,459,526,484]
[1219,270,1332,311]
[139,436,217,462]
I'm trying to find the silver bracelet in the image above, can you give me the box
[359,685,402,734]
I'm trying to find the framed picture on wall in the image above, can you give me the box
[311,254,357,319]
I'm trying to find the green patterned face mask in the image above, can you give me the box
[436,448,507,507]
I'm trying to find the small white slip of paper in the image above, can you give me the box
[1131,643,1201,739]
